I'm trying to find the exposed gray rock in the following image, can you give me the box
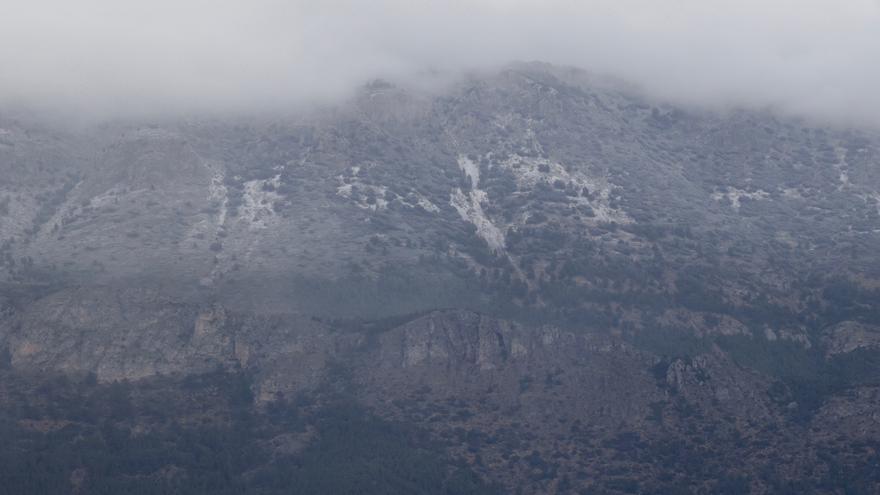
[823,321,880,356]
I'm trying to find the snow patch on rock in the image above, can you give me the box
[493,153,631,223]
[780,187,804,200]
[88,187,124,209]
[207,170,229,228]
[450,188,506,253]
[239,175,281,229]
[450,156,507,252]
[336,181,388,211]
[336,165,439,213]
[711,187,769,210]
[458,155,480,188]
[415,196,440,213]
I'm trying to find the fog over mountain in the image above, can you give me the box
[2,0,880,126]
[4,3,880,494]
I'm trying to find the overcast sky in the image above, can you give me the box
[1,0,878,126]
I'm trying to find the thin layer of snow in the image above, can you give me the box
[450,188,505,252]
[369,186,389,211]
[89,187,124,208]
[336,164,439,213]
[453,155,507,251]
[457,156,480,188]
[336,182,353,197]
[449,152,632,255]
[780,188,803,199]
[207,170,228,227]
[239,175,281,229]
[711,187,769,210]
[413,194,440,213]
[492,153,631,223]
[839,170,850,188]
[336,180,388,211]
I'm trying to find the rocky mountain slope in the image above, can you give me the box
[2,63,880,493]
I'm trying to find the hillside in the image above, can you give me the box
[2,63,880,493]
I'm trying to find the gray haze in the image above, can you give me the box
[1,0,879,126]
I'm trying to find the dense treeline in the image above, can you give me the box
[0,370,499,495]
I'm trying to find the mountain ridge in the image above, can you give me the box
[2,63,880,493]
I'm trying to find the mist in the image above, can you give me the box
[1,0,879,126]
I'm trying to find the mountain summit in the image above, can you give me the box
[2,64,880,493]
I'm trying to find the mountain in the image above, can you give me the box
[2,63,880,493]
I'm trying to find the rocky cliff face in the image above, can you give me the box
[2,285,879,493]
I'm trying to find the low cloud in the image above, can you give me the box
[1,0,879,126]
